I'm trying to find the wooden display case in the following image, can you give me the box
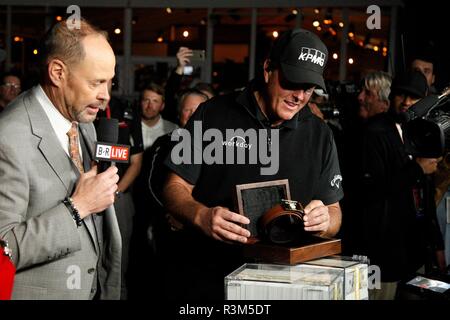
[234,179,341,264]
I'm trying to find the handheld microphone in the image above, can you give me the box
[94,117,130,173]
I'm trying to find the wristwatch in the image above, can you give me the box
[259,199,307,245]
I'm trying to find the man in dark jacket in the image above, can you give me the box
[357,70,444,300]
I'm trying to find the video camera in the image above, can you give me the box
[403,87,450,158]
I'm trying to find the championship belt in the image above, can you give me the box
[259,199,307,245]
[0,239,15,300]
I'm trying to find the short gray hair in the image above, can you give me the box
[363,71,392,103]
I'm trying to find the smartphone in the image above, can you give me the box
[183,65,194,75]
[190,49,206,62]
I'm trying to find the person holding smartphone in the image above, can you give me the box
[163,47,212,124]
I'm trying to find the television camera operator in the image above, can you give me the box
[353,70,445,300]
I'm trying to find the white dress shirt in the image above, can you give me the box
[34,85,82,158]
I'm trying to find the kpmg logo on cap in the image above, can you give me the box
[298,47,326,66]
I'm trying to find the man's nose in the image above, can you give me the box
[403,96,415,108]
[357,91,365,103]
[292,90,306,102]
[98,83,110,102]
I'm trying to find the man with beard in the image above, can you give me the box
[140,83,178,150]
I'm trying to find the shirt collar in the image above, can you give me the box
[34,85,74,155]
[236,80,310,130]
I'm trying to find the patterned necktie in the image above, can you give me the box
[67,122,84,173]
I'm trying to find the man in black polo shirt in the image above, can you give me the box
[163,29,343,300]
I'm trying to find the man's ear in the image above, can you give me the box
[160,102,165,111]
[47,59,66,87]
[382,100,390,112]
[263,59,271,84]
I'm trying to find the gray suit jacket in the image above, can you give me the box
[0,88,122,300]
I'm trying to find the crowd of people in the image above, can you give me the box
[0,17,449,301]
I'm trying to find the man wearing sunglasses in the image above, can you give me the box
[162,29,343,300]
[0,73,21,112]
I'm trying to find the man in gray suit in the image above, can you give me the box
[0,18,121,299]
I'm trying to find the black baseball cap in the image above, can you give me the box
[392,70,428,99]
[269,28,328,90]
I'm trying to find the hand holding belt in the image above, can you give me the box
[259,199,307,245]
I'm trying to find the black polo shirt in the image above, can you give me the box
[163,81,344,300]
[166,81,344,211]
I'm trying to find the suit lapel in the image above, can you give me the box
[78,127,101,254]
[79,123,96,164]
[25,91,77,193]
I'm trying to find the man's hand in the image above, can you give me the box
[70,165,119,218]
[303,200,331,235]
[195,206,250,244]
[175,47,193,75]
[416,157,441,175]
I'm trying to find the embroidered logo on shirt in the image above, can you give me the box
[222,136,252,150]
[331,174,343,189]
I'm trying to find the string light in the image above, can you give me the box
[313,20,320,27]
[329,27,337,36]
[323,9,333,25]
[348,58,354,64]
[182,30,189,38]
[114,28,121,34]
[332,53,338,60]
[272,31,279,38]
